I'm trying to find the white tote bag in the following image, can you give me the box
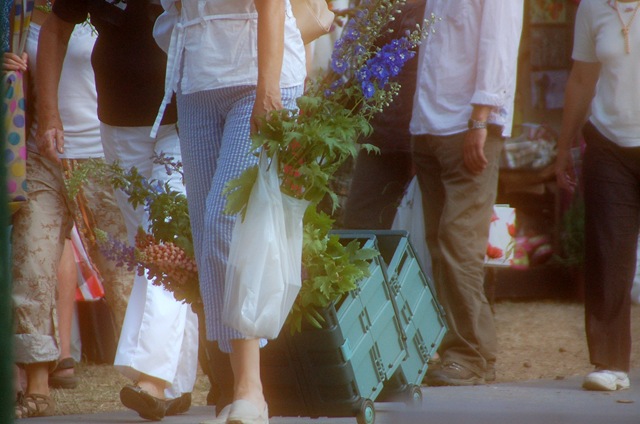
[223,152,309,339]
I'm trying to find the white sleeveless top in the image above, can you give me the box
[26,22,102,159]
[151,0,306,136]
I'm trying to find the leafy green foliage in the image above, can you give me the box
[287,208,379,333]
[223,164,259,218]
[66,158,193,257]
[64,157,200,307]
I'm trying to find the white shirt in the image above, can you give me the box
[26,23,103,159]
[573,0,640,148]
[152,0,306,135]
[410,0,524,138]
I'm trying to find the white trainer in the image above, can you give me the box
[582,370,630,391]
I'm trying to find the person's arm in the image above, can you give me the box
[464,0,524,175]
[555,60,600,192]
[463,104,492,175]
[35,12,74,163]
[251,0,286,135]
[2,52,28,72]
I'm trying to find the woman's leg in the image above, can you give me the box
[582,124,639,373]
[56,240,75,363]
[12,152,74,417]
[24,363,50,397]
[49,239,77,386]
[229,339,264,407]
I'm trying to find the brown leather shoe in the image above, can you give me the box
[120,384,166,421]
[49,357,79,389]
[165,392,191,416]
[424,362,485,386]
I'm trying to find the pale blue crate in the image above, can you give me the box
[375,231,447,388]
[331,232,407,401]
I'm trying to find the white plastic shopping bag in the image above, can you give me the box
[223,152,310,339]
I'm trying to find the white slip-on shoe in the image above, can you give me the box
[227,399,269,424]
[582,370,630,391]
[199,403,232,424]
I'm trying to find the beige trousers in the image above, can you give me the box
[12,152,133,364]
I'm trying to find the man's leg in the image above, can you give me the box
[413,133,501,384]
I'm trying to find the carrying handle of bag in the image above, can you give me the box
[258,148,279,175]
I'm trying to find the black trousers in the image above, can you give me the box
[343,149,413,230]
[582,122,640,372]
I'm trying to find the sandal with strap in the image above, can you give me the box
[49,357,78,389]
[15,393,56,419]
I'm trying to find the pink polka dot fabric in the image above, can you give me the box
[3,70,28,214]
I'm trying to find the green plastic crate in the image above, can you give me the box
[375,231,448,388]
[330,232,407,400]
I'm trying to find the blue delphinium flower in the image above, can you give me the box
[370,63,390,84]
[324,76,348,98]
[343,25,360,42]
[331,56,349,75]
[361,81,376,99]
[356,36,416,98]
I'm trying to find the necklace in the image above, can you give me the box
[35,0,52,13]
[614,0,640,54]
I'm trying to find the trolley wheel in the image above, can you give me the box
[404,384,423,406]
[356,398,375,424]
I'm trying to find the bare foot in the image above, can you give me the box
[136,375,166,399]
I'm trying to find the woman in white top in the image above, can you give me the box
[556,0,640,392]
[157,1,305,423]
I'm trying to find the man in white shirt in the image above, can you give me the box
[410,0,524,386]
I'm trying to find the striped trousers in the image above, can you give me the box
[177,84,302,352]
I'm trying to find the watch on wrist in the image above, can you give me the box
[468,119,488,130]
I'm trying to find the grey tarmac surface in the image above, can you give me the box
[26,371,639,424]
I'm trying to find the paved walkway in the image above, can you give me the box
[27,371,639,424]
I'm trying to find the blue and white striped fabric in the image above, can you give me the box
[177,84,302,353]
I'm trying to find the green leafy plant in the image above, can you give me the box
[224,0,433,214]
[290,207,379,332]
[66,156,201,308]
